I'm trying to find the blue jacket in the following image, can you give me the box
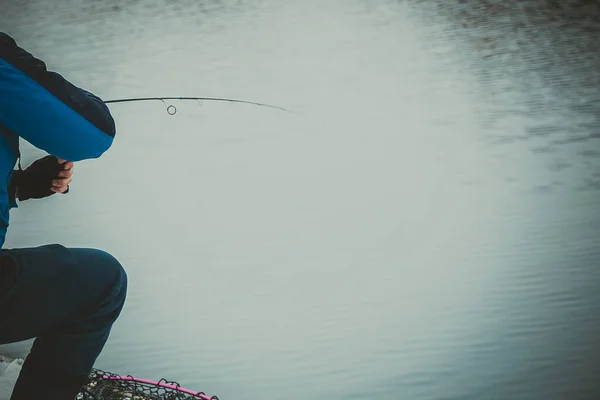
[0,32,116,248]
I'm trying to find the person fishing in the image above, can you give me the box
[0,32,127,399]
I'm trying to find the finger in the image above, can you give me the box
[51,180,70,190]
[58,169,73,178]
[57,158,67,164]
[62,162,74,170]
[57,177,72,186]
[53,177,72,187]
[51,186,68,194]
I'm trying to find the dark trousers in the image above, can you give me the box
[0,244,127,399]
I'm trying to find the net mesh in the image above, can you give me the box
[77,369,219,400]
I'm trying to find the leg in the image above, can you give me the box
[0,244,127,399]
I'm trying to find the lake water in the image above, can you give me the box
[1,1,599,399]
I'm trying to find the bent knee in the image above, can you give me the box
[70,248,128,302]
[94,249,127,299]
[95,249,126,283]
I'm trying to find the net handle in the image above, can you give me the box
[103,374,217,400]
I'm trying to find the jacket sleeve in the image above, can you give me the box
[0,32,116,162]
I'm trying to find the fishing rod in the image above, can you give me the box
[104,96,298,115]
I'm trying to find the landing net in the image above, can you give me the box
[77,369,219,400]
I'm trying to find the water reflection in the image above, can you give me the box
[413,0,600,193]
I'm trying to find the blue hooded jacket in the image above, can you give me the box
[0,32,116,248]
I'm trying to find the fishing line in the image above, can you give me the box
[105,96,299,115]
